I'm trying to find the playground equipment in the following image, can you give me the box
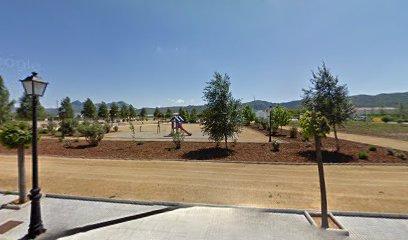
[170,115,192,136]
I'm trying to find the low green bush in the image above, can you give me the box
[172,132,185,149]
[271,140,280,152]
[396,152,407,160]
[113,126,119,132]
[0,122,32,149]
[103,124,111,133]
[39,128,49,135]
[368,145,377,151]
[77,123,105,146]
[137,141,145,145]
[289,127,298,138]
[386,148,396,156]
[60,118,79,136]
[381,115,393,123]
[358,151,368,160]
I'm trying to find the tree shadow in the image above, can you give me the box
[183,148,234,160]
[298,150,354,163]
[64,144,96,149]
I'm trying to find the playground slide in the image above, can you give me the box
[179,125,192,136]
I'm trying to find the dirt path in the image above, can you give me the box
[1,154,407,213]
[283,126,408,151]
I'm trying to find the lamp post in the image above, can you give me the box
[269,106,272,142]
[20,72,48,238]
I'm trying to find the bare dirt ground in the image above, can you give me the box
[1,155,407,214]
[103,123,270,142]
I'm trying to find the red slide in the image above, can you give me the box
[179,125,192,136]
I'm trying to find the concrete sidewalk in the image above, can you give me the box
[0,194,407,240]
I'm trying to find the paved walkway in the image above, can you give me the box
[0,194,407,240]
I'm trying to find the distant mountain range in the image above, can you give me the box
[45,92,408,115]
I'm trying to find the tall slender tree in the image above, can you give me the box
[16,94,46,120]
[0,76,15,125]
[58,97,75,119]
[165,108,172,120]
[139,108,147,120]
[202,72,242,149]
[300,110,331,229]
[81,98,97,119]
[98,102,109,120]
[109,103,119,122]
[302,63,354,151]
[153,107,161,120]
[119,104,129,120]
[128,105,137,120]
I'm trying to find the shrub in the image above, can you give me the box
[289,127,298,138]
[39,128,49,135]
[271,140,280,152]
[113,126,119,132]
[137,141,145,145]
[0,122,32,149]
[305,142,312,148]
[58,136,64,142]
[368,145,377,151]
[47,122,57,134]
[63,139,72,148]
[386,148,396,156]
[60,118,79,136]
[358,151,368,160]
[396,152,407,160]
[77,123,105,146]
[103,124,111,133]
[172,132,185,149]
[271,126,279,136]
[381,115,393,123]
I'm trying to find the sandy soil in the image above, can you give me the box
[1,155,407,214]
[103,124,270,143]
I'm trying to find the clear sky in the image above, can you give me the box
[1,0,407,108]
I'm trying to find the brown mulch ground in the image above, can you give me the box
[0,128,406,164]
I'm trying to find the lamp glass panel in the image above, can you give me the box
[33,81,47,96]
[22,80,33,95]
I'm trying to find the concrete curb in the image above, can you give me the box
[2,191,407,219]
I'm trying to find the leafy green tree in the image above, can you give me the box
[81,98,97,119]
[0,76,15,125]
[202,72,243,149]
[60,118,79,136]
[139,108,147,120]
[153,107,161,120]
[242,105,256,125]
[189,108,198,123]
[178,107,187,119]
[300,110,330,229]
[16,94,46,120]
[78,122,105,146]
[58,97,75,119]
[270,104,291,134]
[109,103,119,122]
[0,122,32,203]
[98,102,109,120]
[302,63,354,151]
[128,105,137,120]
[119,104,129,120]
[165,108,172,120]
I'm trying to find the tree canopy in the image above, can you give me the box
[201,72,242,149]
[16,94,46,120]
[302,63,354,150]
[242,105,256,125]
[270,104,291,134]
[59,97,75,119]
[81,98,97,119]
[109,103,119,121]
[0,76,15,125]
[128,105,137,119]
[98,102,109,120]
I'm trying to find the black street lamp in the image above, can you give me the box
[269,106,273,142]
[20,72,48,238]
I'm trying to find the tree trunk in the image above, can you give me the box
[17,145,27,204]
[333,124,340,152]
[314,130,329,228]
[224,134,228,150]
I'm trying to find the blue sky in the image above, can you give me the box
[1,0,407,108]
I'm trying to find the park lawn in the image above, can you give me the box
[339,121,408,141]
